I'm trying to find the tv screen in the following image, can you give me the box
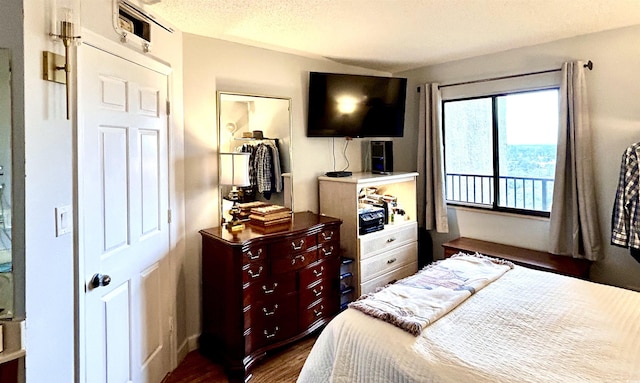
[307,72,407,138]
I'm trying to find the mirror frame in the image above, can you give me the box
[216,91,294,225]
[0,47,14,319]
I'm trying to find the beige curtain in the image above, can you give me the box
[417,84,448,233]
[548,61,602,260]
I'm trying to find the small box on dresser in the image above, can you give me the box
[199,211,341,382]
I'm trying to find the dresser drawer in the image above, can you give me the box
[243,292,297,332]
[299,297,338,330]
[300,278,337,307]
[319,226,339,244]
[360,242,417,283]
[299,257,339,289]
[270,233,317,255]
[243,274,296,307]
[360,261,418,295]
[359,222,417,260]
[242,245,267,265]
[271,247,318,274]
[318,242,339,259]
[245,306,298,353]
[242,261,267,284]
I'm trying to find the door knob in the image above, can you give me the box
[90,273,112,289]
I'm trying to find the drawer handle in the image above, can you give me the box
[321,246,334,257]
[321,231,333,241]
[247,248,263,260]
[313,286,324,297]
[313,266,324,278]
[313,305,324,318]
[386,237,396,243]
[262,282,278,294]
[264,326,279,339]
[247,266,263,279]
[291,239,305,251]
[263,304,279,316]
[291,254,305,265]
[387,258,397,264]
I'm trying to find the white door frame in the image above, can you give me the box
[75,28,177,383]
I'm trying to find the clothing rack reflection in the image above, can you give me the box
[234,137,280,145]
[235,138,283,199]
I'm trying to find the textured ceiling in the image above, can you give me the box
[145,0,640,72]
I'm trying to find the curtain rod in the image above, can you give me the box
[431,60,593,90]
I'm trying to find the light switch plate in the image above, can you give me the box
[55,205,72,237]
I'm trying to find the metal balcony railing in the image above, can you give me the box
[445,173,554,212]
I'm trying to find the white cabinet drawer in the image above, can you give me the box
[359,222,417,260]
[360,242,417,283]
[360,261,418,295]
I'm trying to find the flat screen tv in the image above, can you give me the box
[306,72,407,138]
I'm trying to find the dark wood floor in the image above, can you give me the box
[162,335,317,383]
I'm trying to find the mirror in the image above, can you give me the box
[0,48,12,319]
[217,92,293,225]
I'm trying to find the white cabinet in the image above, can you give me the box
[319,172,419,297]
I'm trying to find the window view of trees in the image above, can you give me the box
[443,88,559,215]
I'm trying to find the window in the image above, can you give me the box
[443,88,559,216]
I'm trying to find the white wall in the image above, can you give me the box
[22,0,76,381]
[182,33,387,346]
[398,25,640,290]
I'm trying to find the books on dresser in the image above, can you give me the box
[249,204,292,226]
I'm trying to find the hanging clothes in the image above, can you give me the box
[263,140,283,193]
[611,142,640,263]
[240,139,282,199]
[254,143,274,198]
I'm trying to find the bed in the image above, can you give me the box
[297,254,640,383]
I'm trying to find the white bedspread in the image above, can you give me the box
[298,266,640,383]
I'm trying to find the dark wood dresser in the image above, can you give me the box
[199,211,342,382]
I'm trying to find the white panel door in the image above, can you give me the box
[80,43,170,383]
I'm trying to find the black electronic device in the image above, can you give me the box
[325,171,352,178]
[358,207,385,235]
[371,141,393,174]
[307,72,407,138]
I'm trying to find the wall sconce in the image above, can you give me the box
[219,152,251,231]
[43,5,81,120]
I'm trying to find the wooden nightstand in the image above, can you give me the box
[442,237,592,279]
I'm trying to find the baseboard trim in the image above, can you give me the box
[176,334,199,365]
[187,334,199,352]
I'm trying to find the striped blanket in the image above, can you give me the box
[349,253,513,335]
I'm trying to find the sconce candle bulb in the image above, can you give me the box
[48,6,81,120]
